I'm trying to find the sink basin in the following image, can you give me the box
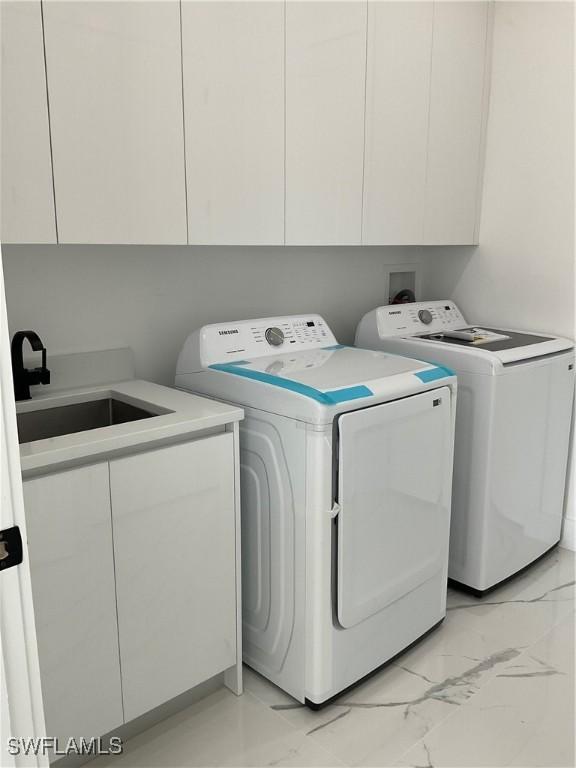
[17,398,159,444]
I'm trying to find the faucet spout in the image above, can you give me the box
[11,330,50,401]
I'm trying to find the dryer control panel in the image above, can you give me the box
[376,301,467,337]
[198,315,338,366]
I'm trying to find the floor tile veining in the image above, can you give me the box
[94,548,575,768]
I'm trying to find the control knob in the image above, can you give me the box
[265,327,285,347]
[418,309,433,325]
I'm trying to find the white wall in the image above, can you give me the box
[1,244,470,385]
[450,2,574,338]
[439,2,575,548]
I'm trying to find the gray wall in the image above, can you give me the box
[2,244,472,384]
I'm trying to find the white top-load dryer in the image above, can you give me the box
[356,300,575,596]
[176,315,457,707]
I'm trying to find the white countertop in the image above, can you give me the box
[18,379,243,477]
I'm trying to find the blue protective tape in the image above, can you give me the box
[414,365,454,383]
[323,344,347,350]
[209,363,373,404]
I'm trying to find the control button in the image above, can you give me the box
[265,327,285,347]
[418,309,433,325]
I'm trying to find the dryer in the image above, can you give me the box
[356,300,575,595]
[176,315,456,707]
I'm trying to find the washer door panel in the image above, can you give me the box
[337,387,452,629]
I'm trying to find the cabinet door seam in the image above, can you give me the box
[107,460,126,724]
[39,0,59,243]
[421,0,436,245]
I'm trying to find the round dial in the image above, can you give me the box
[265,327,285,347]
[418,309,433,325]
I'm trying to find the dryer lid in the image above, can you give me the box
[209,346,453,407]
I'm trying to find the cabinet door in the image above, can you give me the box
[362,2,433,245]
[110,435,236,722]
[286,1,367,245]
[23,464,123,742]
[424,1,490,244]
[42,0,186,244]
[182,1,284,245]
[1,0,56,244]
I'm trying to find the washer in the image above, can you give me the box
[176,314,456,706]
[356,300,575,595]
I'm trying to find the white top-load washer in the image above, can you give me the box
[176,314,457,707]
[356,300,575,596]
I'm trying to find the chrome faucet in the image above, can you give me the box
[11,330,50,401]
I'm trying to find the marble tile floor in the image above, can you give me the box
[94,547,575,768]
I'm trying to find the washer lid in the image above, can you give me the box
[209,345,453,406]
[416,327,573,365]
[419,327,554,351]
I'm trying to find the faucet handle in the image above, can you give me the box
[37,348,50,384]
[29,349,50,385]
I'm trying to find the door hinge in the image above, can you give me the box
[330,503,341,519]
[0,526,23,572]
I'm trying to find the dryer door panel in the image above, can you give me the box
[337,387,452,629]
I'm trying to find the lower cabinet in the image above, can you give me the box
[110,434,237,722]
[24,463,123,743]
[23,433,238,742]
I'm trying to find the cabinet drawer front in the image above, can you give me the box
[110,434,237,722]
[24,464,123,742]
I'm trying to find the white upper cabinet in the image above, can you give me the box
[363,0,490,245]
[42,0,187,244]
[363,1,433,245]
[285,1,367,245]
[1,0,56,244]
[182,1,284,245]
[2,0,490,246]
[424,1,490,244]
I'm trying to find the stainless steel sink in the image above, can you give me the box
[17,398,160,444]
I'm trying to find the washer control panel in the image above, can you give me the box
[377,300,466,337]
[199,315,338,366]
